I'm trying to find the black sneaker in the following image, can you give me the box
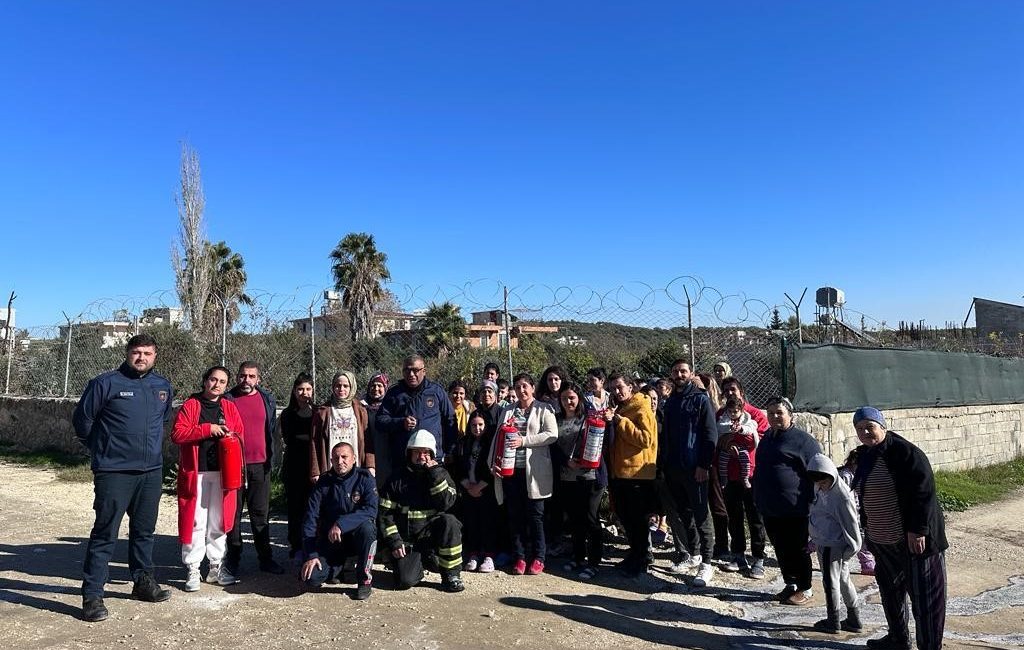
[82,597,108,622]
[259,558,285,575]
[841,608,864,633]
[353,584,372,600]
[131,573,171,603]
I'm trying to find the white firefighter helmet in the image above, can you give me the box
[406,429,437,457]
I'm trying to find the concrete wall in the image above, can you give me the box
[0,396,180,462]
[795,403,1024,472]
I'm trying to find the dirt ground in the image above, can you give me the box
[1,460,1021,649]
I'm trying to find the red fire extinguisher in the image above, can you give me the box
[218,431,244,490]
[493,418,518,477]
[574,411,606,469]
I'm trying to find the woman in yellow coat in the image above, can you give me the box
[605,372,658,577]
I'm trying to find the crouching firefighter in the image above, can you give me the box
[301,441,378,600]
[379,430,465,593]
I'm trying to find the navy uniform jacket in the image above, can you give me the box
[375,378,456,462]
[303,467,378,558]
[72,363,174,472]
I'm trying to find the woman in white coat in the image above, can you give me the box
[489,372,557,576]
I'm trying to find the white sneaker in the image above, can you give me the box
[185,566,201,592]
[218,565,240,586]
[692,563,715,587]
[206,563,221,584]
[669,554,701,573]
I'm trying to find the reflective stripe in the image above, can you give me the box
[437,555,462,569]
[429,481,449,496]
[439,544,463,557]
[379,498,397,509]
[407,509,437,519]
[384,525,399,537]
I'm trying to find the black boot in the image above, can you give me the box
[812,615,840,634]
[131,573,171,603]
[441,570,465,593]
[82,597,108,622]
[841,606,863,633]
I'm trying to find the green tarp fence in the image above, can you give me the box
[793,344,1024,413]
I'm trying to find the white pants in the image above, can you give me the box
[181,471,227,568]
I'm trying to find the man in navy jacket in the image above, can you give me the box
[301,442,378,600]
[72,334,174,622]
[376,355,456,473]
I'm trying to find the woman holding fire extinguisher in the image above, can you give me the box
[172,365,245,592]
[554,383,607,580]
[488,373,558,576]
[605,372,659,577]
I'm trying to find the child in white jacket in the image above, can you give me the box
[807,453,862,634]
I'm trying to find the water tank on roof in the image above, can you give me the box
[815,287,845,308]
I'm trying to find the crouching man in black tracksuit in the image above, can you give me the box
[379,430,464,593]
[301,442,378,600]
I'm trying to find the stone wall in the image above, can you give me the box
[795,404,1024,471]
[2,396,1022,473]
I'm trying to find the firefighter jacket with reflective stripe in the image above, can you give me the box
[378,463,458,552]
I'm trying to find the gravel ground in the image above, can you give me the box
[1,460,1021,649]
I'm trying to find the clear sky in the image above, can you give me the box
[2,2,1022,331]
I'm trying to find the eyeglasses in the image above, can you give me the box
[403,367,425,375]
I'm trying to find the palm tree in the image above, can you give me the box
[419,301,467,358]
[329,233,391,341]
[204,241,253,343]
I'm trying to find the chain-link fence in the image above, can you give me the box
[2,279,795,406]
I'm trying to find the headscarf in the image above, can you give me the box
[364,371,389,406]
[330,370,358,409]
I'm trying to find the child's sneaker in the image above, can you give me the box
[512,558,527,575]
[742,478,752,489]
[477,556,495,573]
[464,556,479,572]
[526,559,544,575]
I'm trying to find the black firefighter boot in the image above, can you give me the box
[441,569,465,593]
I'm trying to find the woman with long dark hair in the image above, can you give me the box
[278,372,314,561]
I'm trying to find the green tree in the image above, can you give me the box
[419,301,466,358]
[204,241,253,344]
[769,308,784,330]
[329,233,392,342]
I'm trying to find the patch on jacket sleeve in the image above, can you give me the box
[158,390,169,402]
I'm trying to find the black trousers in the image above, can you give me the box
[655,470,695,559]
[763,514,812,591]
[562,479,605,567]
[723,480,766,558]
[282,451,311,555]
[391,513,463,587]
[82,469,162,598]
[305,520,377,588]
[503,470,546,561]
[709,475,730,556]
[662,466,714,559]
[461,486,498,557]
[609,478,656,564]
[869,540,947,650]
[226,462,272,569]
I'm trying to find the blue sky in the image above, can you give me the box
[2,2,1022,331]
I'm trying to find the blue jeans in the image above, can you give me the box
[82,469,162,598]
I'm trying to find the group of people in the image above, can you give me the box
[72,335,949,650]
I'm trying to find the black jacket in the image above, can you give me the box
[853,431,948,554]
[753,424,822,518]
[379,463,457,551]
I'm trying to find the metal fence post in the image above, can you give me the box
[62,311,73,398]
[780,336,789,398]
[308,303,317,397]
[504,286,513,380]
[683,286,695,369]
